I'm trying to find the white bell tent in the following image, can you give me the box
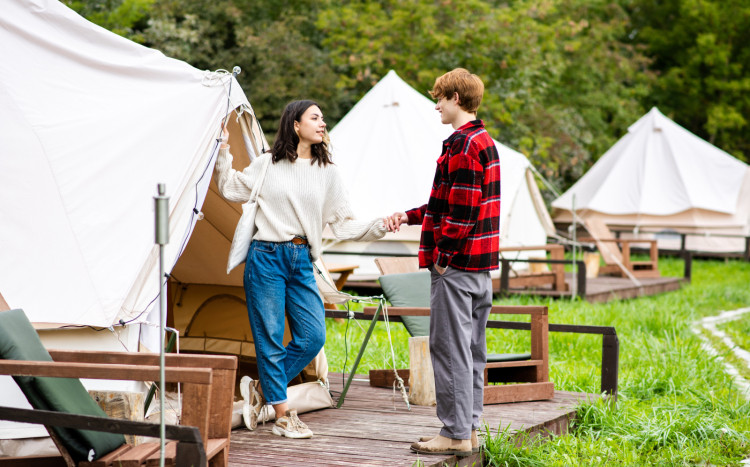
[323,70,555,279]
[0,0,269,442]
[552,107,750,253]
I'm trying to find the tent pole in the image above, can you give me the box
[571,195,577,297]
[154,184,169,467]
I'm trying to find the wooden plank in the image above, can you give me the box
[47,350,237,371]
[204,438,229,464]
[484,359,543,369]
[368,369,409,388]
[145,441,177,467]
[107,442,160,467]
[484,382,555,404]
[0,455,67,466]
[361,305,547,316]
[180,380,212,448]
[0,361,212,384]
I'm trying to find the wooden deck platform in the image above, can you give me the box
[497,273,685,303]
[228,375,597,466]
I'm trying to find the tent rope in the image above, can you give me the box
[380,299,410,411]
[312,264,410,410]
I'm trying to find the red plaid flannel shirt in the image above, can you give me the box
[406,120,501,271]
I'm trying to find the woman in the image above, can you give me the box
[215,100,387,439]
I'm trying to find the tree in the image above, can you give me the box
[625,0,750,161]
[319,0,653,194]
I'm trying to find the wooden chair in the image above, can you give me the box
[0,309,237,467]
[497,244,569,292]
[368,258,554,404]
[582,217,660,278]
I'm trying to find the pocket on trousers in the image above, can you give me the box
[253,241,277,253]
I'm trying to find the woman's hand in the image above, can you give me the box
[220,125,229,149]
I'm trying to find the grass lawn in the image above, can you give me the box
[324,257,750,465]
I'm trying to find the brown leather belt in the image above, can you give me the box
[291,237,308,245]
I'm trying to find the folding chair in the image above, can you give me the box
[582,217,660,278]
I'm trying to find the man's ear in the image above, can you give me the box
[452,92,461,104]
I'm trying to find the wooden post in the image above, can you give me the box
[408,336,435,406]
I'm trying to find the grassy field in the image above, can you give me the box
[324,257,750,465]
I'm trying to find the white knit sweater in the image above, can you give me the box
[214,147,386,261]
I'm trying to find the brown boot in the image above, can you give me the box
[410,434,472,456]
[419,430,480,453]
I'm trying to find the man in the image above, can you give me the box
[386,68,500,456]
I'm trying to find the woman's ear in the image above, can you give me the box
[293,121,300,135]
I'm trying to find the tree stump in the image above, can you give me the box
[408,336,436,406]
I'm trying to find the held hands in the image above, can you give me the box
[383,212,408,232]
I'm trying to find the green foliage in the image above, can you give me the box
[625,0,750,162]
[63,0,154,42]
[318,0,653,193]
[67,0,749,196]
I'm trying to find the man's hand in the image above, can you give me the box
[384,212,408,232]
[434,264,446,275]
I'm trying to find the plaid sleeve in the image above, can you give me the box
[406,204,427,225]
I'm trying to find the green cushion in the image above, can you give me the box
[378,272,531,363]
[0,309,125,463]
[378,271,431,337]
[487,353,531,362]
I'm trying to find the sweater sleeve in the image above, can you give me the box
[214,146,254,203]
[325,166,387,242]
[328,204,387,242]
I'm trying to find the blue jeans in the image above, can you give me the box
[244,240,326,405]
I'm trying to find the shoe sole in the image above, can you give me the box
[271,425,313,439]
[240,378,263,431]
[410,446,472,457]
[418,437,480,453]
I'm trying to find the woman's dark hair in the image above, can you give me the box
[271,100,332,166]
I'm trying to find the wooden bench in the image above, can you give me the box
[361,304,554,404]
[0,312,236,467]
[353,257,554,405]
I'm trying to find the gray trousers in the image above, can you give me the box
[429,266,492,440]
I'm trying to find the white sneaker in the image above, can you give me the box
[271,410,313,439]
[240,376,264,431]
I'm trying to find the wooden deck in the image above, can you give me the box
[497,273,685,303]
[228,375,597,466]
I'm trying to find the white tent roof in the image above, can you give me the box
[0,0,249,327]
[552,107,749,216]
[330,70,554,248]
